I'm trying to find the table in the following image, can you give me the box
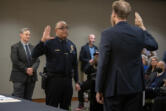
[0,95,66,111]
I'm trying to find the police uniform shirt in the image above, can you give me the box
[32,37,78,83]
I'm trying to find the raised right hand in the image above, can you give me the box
[135,12,146,30]
[41,25,54,42]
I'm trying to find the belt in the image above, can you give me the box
[47,72,67,78]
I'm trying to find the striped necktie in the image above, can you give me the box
[25,44,31,65]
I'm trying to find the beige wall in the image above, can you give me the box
[0,0,165,99]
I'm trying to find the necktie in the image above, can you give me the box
[25,45,31,65]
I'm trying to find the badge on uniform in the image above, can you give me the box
[70,45,74,53]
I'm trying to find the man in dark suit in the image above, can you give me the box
[96,1,158,111]
[80,34,98,73]
[75,34,98,110]
[10,28,40,100]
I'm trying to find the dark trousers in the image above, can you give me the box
[45,76,73,110]
[152,96,166,111]
[12,81,35,100]
[90,80,103,111]
[104,92,143,111]
[78,79,91,106]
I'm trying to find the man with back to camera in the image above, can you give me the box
[10,28,40,100]
[96,1,158,111]
[32,21,80,110]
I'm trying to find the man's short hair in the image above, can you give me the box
[20,28,30,34]
[112,0,131,19]
[88,34,95,38]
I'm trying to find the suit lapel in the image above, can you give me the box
[85,44,91,59]
[18,42,34,65]
[18,42,27,59]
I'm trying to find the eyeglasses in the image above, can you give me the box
[56,26,69,30]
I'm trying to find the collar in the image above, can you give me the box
[115,21,128,26]
[86,43,94,48]
[21,40,29,46]
[56,36,67,42]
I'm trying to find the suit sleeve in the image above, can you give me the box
[73,45,79,83]
[143,31,158,51]
[32,58,40,72]
[96,31,112,93]
[163,51,166,63]
[11,45,27,73]
[32,41,47,58]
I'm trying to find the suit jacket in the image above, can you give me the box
[10,41,40,82]
[79,43,98,71]
[163,51,166,64]
[96,21,158,97]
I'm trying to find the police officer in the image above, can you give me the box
[32,21,80,110]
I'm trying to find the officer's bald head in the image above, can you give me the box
[55,21,69,39]
[55,21,67,29]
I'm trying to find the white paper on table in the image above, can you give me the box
[0,95,21,103]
